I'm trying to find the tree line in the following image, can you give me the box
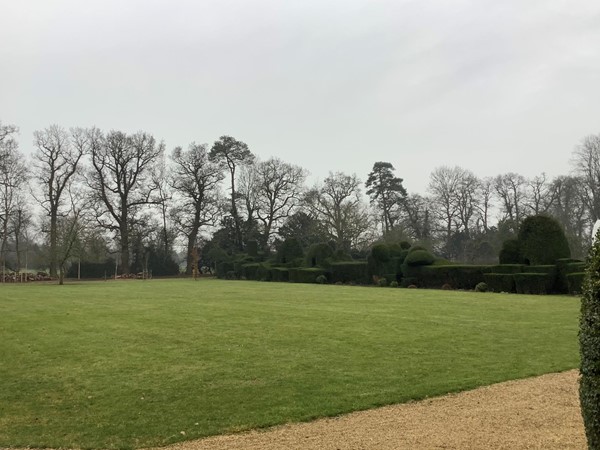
[1,119,599,281]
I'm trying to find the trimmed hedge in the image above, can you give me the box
[269,267,289,282]
[216,261,235,279]
[567,272,585,294]
[518,215,571,265]
[513,273,553,295]
[420,265,487,290]
[289,267,328,283]
[329,261,369,284]
[483,273,515,293]
[305,243,333,267]
[556,258,585,293]
[487,264,524,274]
[241,263,262,280]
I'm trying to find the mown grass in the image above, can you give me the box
[0,279,580,449]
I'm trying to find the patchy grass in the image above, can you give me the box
[0,279,580,449]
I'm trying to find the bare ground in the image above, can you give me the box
[160,370,585,450]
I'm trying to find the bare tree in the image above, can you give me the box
[428,166,461,241]
[526,173,555,215]
[0,123,27,276]
[398,193,432,242]
[494,172,528,233]
[254,157,307,245]
[572,133,600,221]
[32,125,86,277]
[10,197,32,272]
[209,136,254,250]
[476,177,494,233]
[87,129,164,275]
[305,172,371,251]
[55,186,88,285]
[170,143,223,274]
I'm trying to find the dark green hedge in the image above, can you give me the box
[289,267,328,283]
[518,215,570,265]
[513,273,553,295]
[329,261,368,284]
[420,265,487,290]
[404,250,435,266]
[567,272,585,295]
[216,261,235,279]
[66,260,116,279]
[269,267,289,282]
[241,263,262,280]
[487,264,524,274]
[556,259,585,293]
[483,273,515,293]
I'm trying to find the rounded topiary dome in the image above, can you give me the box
[517,215,570,265]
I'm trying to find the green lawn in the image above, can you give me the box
[0,279,580,449]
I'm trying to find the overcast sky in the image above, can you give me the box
[2,0,600,194]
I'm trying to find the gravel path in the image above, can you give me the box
[160,370,585,450]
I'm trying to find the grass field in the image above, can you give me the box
[0,279,580,449]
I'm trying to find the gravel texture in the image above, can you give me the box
[160,370,585,450]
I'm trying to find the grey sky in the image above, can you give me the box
[2,0,600,194]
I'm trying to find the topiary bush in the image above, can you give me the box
[499,239,522,264]
[378,277,388,287]
[371,243,390,263]
[518,215,571,265]
[567,272,585,295]
[580,240,600,448]
[404,250,435,266]
[329,261,369,284]
[305,243,334,267]
[277,238,304,265]
[390,280,399,288]
[399,240,411,250]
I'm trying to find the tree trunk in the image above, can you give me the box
[49,212,58,277]
[120,220,129,275]
[185,230,198,275]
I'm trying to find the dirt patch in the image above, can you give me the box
[162,370,585,450]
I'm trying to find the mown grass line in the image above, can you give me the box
[0,279,580,449]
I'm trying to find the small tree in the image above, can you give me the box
[518,215,570,265]
[580,233,600,448]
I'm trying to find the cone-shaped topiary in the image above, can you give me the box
[518,215,570,265]
[580,237,600,448]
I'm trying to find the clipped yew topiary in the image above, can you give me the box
[518,215,570,265]
[580,240,600,448]
[499,239,523,264]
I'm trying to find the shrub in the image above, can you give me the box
[246,240,259,257]
[399,240,411,250]
[404,250,435,266]
[475,282,488,292]
[305,243,334,267]
[518,215,571,265]
[567,272,585,295]
[316,274,328,284]
[241,263,262,280]
[371,243,391,263]
[441,283,452,290]
[580,241,600,447]
[499,239,522,264]
[408,245,427,254]
[256,264,271,281]
[378,277,388,287]
[407,284,417,289]
[329,261,369,284]
[390,280,399,288]
[387,243,404,257]
[513,273,553,295]
[483,273,515,293]
[556,259,585,294]
[277,238,304,265]
[400,277,418,288]
[216,261,235,279]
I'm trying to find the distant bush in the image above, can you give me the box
[389,280,399,288]
[378,277,388,287]
[487,264,524,274]
[316,274,328,284]
[404,250,435,266]
[305,243,334,267]
[269,267,289,282]
[399,241,411,250]
[408,245,427,254]
[371,243,391,263]
[420,265,487,290]
[499,239,522,264]
[441,283,452,290]
[475,282,488,292]
[518,215,571,265]
[277,238,304,265]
